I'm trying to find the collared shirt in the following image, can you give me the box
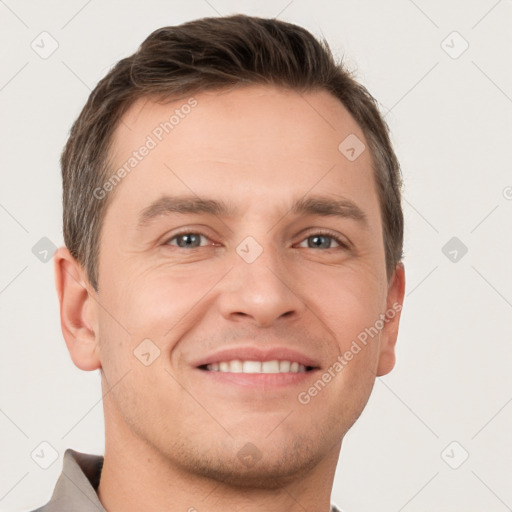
[30,448,343,512]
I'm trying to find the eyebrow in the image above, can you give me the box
[137,194,367,228]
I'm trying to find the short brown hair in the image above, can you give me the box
[61,14,403,291]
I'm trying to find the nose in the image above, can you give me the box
[216,239,306,327]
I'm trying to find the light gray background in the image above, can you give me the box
[1,1,511,511]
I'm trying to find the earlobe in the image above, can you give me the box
[54,247,101,371]
[376,262,406,377]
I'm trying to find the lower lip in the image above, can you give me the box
[196,368,319,389]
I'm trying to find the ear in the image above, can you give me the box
[54,246,101,371]
[376,262,405,376]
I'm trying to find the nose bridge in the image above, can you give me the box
[237,234,286,287]
[218,232,304,325]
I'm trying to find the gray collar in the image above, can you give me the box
[34,448,343,512]
[34,448,105,511]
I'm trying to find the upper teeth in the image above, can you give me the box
[205,360,308,373]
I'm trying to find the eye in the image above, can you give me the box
[165,231,212,249]
[296,231,348,250]
[163,230,349,251]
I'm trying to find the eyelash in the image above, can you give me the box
[164,229,350,251]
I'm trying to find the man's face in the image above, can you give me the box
[91,85,403,485]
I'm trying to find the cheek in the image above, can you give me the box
[297,257,386,331]
[298,298,382,436]
[298,265,385,391]
[96,265,220,395]
[100,259,210,333]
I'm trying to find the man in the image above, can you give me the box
[34,13,405,512]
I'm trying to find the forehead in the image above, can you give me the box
[105,85,378,221]
[116,85,365,157]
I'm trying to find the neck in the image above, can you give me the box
[97,407,340,512]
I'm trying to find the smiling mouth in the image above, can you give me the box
[198,360,315,374]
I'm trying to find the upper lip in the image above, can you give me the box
[193,346,321,369]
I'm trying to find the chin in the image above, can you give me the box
[168,434,325,489]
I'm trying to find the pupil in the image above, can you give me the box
[179,233,199,248]
[310,235,329,249]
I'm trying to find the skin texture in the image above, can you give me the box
[55,84,405,512]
